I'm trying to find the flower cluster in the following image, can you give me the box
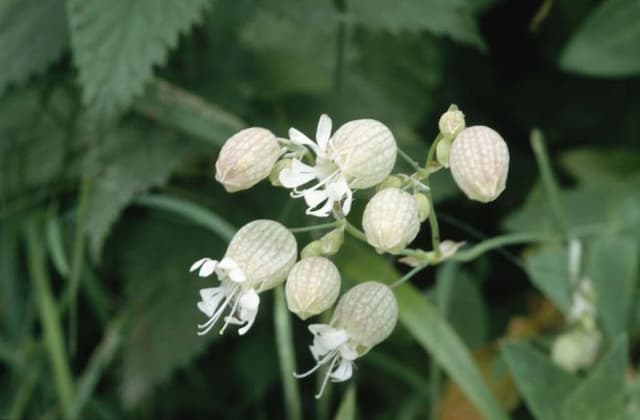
[191,107,510,397]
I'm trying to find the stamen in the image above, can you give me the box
[293,350,338,378]
[315,356,339,399]
[197,284,240,336]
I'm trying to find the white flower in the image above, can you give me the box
[279,115,397,217]
[294,324,358,399]
[190,257,259,336]
[191,220,298,336]
[295,282,398,398]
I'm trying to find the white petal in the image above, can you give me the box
[306,197,335,218]
[316,114,332,151]
[197,287,226,317]
[342,188,353,215]
[330,359,353,382]
[238,289,260,312]
[190,257,212,272]
[303,189,329,209]
[289,127,319,154]
[339,345,358,361]
[198,260,218,277]
[228,268,246,283]
[309,324,333,336]
[279,160,318,188]
[316,328,349,352]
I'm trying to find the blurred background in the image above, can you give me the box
[1,0,639,419]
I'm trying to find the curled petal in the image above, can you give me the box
[316,114,332,152]
[289,128,320,155]
[303,189,329,209]
[330,359,353,382]
[190,257,217,274]
[198,260,218,277]
[197,287,227,317]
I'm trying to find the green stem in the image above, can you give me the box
[451,232,550,263]
[68,177,92,356]
[424,188,441,256]
[71,315,125,420]
[8,343,40,420]
[25,219,74,417]
[423,133,443,172]
[390,261,430,289]
[274,287,302,420]
[530,129,568,237]
[398,148,422,171]
[344,220,368,243]
[288,220,341,233]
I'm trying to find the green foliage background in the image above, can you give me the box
[1,0,640,419]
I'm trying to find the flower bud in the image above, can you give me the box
[362,188,420,254]
[328,119,397,189]
[449,126,509,203]
[438,104,465,138]
[225,219,297,291]
[301,240,322,259]
[318,228,344,255]
[551,329,601,373]
[413,193,430,222]
[332,281,398,355]
[436,136,453,168]
[215,127,281,192]
[285,257,341,320]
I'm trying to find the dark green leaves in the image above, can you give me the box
[502,341,579,420]
[67,0,211,115]
[348,0,485,48]
[561,0,640,77]
[0,0,68,95]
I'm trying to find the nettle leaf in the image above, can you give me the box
[525,245,573,314]
[0,86,74,198]
[67,0,211,115]
[562,336,628,420]
[0,0,68,95]
[84,123,200,260]
[502,340,579,420]
[348,0,485,48]
[117,216,227,408]
[560,0,640,77]
[587,237,639,337]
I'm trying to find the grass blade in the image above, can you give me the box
[274,286,303,420]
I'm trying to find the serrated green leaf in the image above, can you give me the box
[118,215,227,408]
[67,0,211,115]
[0,0,68,95]
[588,237,639,337]
[525,245,573,313]
[84,123,198,260]
[501,340,579,420]
[562,336,628,420]
[348,0,485,48]
[0,86,72,199]
[335,239,509,420]
[560,0,640,77]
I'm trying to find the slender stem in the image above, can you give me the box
[530,129,568,238]
[450,232,550,263]
[68,177,92,356]
[288,220,341,233]
[274,286,302,420]
[25,219,74,417]
[423,133,443,173]
[71,315,125,420]
[8,343,40,420]
[424,189,441,256]
[390,261,430,289]
[398,148,422,171]
[344,220,368,243]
